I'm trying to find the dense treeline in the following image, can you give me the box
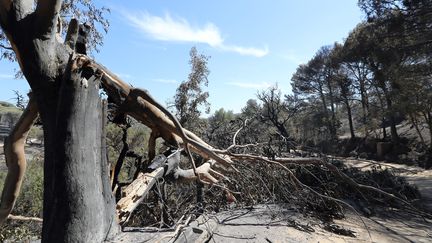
[200,0,432,166]
[289,0,432,147]
[1,1,430,163]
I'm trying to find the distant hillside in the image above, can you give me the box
[0,101,22,124]
[0,101,22,140]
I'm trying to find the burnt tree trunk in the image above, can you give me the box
[0,1,120,241]
[338,78,355,139]
[345,100,355,139]
[1,1,230,241]
[44,72,119,241]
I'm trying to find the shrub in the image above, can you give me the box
[0,155,43,242]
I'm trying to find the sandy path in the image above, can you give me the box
[172,204,432,243]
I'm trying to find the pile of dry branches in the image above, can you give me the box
[1,49,429,235]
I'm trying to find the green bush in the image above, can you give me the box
[0,103,22,127]
[0,155,44,242]
[27,125,44,144]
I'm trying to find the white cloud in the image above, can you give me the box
[220,45,269,58]
[125,11,269,57]
[151,78,178,84]
[127,12,223,46]
[226,81,273,89]
[279,52,306,64]
[0,74,14,79]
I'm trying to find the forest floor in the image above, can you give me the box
[1,143,431,242]
[113,157,432,243]
[147,158,432,243]
[118,203,431,243]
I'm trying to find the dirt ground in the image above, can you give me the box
[113,203,431,243]
[2,143,432,242]
[196,205,431,243]
[182,158,432,243]
[115,158,432,243]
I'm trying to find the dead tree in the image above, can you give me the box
[0,1,228,241]
[0,1,427,242]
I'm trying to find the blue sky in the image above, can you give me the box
[0,0,363,114]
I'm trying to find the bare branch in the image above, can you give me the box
[155,215,192,242]
[226,153,430,217]
[75,55,233,168]
[0,42,12,50]
[226,119,248,151]
[7,214,43,222]
[0,95,38,225]
[175,160,220,184]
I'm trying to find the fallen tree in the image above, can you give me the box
[0,1,429,242]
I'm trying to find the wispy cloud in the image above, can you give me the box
[125,11,269,57]
[0,74,14,79]
[220,45,269,58]
[226,81,273,90]
[279,52,306,64]
[151,78,178,84]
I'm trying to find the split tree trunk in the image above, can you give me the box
[43,72,119,241]
[0,1,120,241]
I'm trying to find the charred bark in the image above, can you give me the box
[0,1,120,241]
[112,125,130,193]
[42,62,119,242]
[346,102,355,139]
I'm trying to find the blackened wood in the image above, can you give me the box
[76,23,90,54]
[112,126,129,193]
[42,62,119,242]
[65,18,79,49]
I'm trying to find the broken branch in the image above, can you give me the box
[0,95,38,225]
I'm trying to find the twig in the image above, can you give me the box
[226,119,249,151]
[227,152,430,217]
[7,214,43,222]
[155,215,192,243]
[259,158,372,241]
[0,43,13,50]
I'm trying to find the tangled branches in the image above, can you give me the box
[1,53,429,232]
